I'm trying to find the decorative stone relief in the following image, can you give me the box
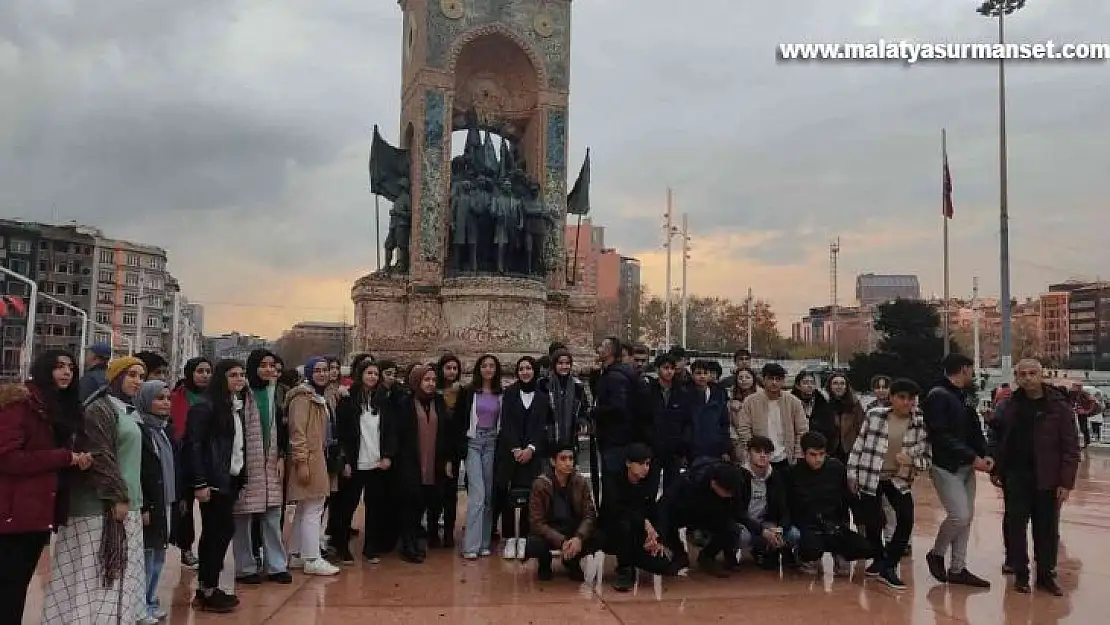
[542,106,567,272]
[420,89,447,262]
[429,0,570,90]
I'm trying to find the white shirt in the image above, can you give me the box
[766,399,786,463]
[230,397,245,477]
[357,406,382,470]
[521,390,535,409]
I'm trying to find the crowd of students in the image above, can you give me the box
[0,340,1083,624]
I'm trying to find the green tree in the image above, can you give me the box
[847,299,959,391]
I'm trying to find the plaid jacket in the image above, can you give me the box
[847,406,931,496]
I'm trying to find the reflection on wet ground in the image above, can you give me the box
[22,451,1110,624]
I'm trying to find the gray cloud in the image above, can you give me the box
[2,0,1108,332]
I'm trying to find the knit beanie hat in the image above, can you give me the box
[107,356,144,383]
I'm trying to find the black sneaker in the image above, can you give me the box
[267,571,293,584]
[336,549,356,565]
[878,568,907,590]
[1035,575,1064,597]
[612,566,636,592]
[213,588,240,607]
[1002,563,1015,575]
[537,560,554,581]
[1014,576,1031,594]
[235,573,262,585]
[180,550,199,569]
[866,560,885,577]
[925,552,948,583]
[193,589,236,613]
[947,568,991,588]
[565,559,586,582]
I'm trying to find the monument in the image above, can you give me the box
[352,0,595,364]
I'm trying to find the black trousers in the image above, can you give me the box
[860,481,914,568]
[524,533,599,570]
[644,454,682,502]
[1002,471,1060,578]
[332,469,393,556]
[0,531,49,624]
[500,485,532,539]
[662,512,738,566]
[440,473,459,543]
[1078,415,1090,446]
[797,524,873,563]
[173,491,196,551]
[400,484,441,551]
[198,491,236,589]
[602,522,673,575]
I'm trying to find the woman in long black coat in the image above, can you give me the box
[495,356,550,560]
[390,364,454,563]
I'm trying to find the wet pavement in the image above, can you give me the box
[22,451,1110,624]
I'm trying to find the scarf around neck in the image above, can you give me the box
[252,385,274,454]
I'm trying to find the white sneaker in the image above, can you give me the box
[151,607,168,620]
[303,558,340,576]
[516,538,528,560]
[137,617,159,625]
[288,555,305,569]
[502,539,518,560]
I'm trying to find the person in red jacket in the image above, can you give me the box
[169,356,212,568]
[0,350,91,623]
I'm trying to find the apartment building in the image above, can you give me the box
[1040,291,1070,364]
[1052,281,1110,363]
[88,236,173,356]
[0,220,98,379]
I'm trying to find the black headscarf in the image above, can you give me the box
[516,356,538,393]
[182,356,211,392]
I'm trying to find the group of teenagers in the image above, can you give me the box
[0,339,1082,624]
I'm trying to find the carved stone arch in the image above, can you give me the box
[446,23,549,89]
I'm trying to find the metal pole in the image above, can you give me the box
[997,9,1013,381]
[93,321,131,356]
[0,266,39,379]
[943,128,951,356]
[746,287,754,353]
[664,188,673,349]
[37,292,90,376]
[374,194,382,271]
[830,239,840,368]
[972,277,981,372]
[680,212,688,349]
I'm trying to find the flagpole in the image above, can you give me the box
[570,214,583,286]
[942,128,951,356]
[374,194,382,271]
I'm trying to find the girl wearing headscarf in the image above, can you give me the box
[0,350,88,624]
[41,356,148,625]
[284,357,341,576]
[185,359,250,612]
[435,353,463,548]
[135,380,176,624]
[391,363,453,563]
[539,349,588,450]
[334,360,396,563]
[169,355,211,568]
[496,356,550,560]
[232,350,290,583]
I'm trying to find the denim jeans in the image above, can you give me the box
[738,524,801,553]
[233,507,288,575]
[463,428,497,555]
[143,548,166,616]
[930,465,976,572]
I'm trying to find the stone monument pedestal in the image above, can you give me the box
[352,272,595,366]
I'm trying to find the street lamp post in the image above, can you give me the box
[976,0,1025,381]
[0,265,39,379]
[37,292,90,376]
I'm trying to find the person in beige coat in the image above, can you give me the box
[284,357,340,576]
[732,363,809,470]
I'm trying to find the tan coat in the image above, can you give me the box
[731,389,809,464]
[285,384,332,501]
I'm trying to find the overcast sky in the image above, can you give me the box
[3,0,1108,338]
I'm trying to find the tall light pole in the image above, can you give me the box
[662,189,680,349]
[972,276,982,373]
[680,213,690,349]
[977,0,1024,381]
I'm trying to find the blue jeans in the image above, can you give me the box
[143,548,166,616]
[738,524,801,552]
[463,428,497,555]
[232,506,288,575]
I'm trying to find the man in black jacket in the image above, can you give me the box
[599,443,675,591]
[923,353,992,588]
[788,432,872,576]
[593,337,642,504]
[644,353,691,497]
[737,435,796,569]
[657,459,745,577]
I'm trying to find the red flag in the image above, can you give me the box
[942,144,954,219]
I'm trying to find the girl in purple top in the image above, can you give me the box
[460,355,503,559]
